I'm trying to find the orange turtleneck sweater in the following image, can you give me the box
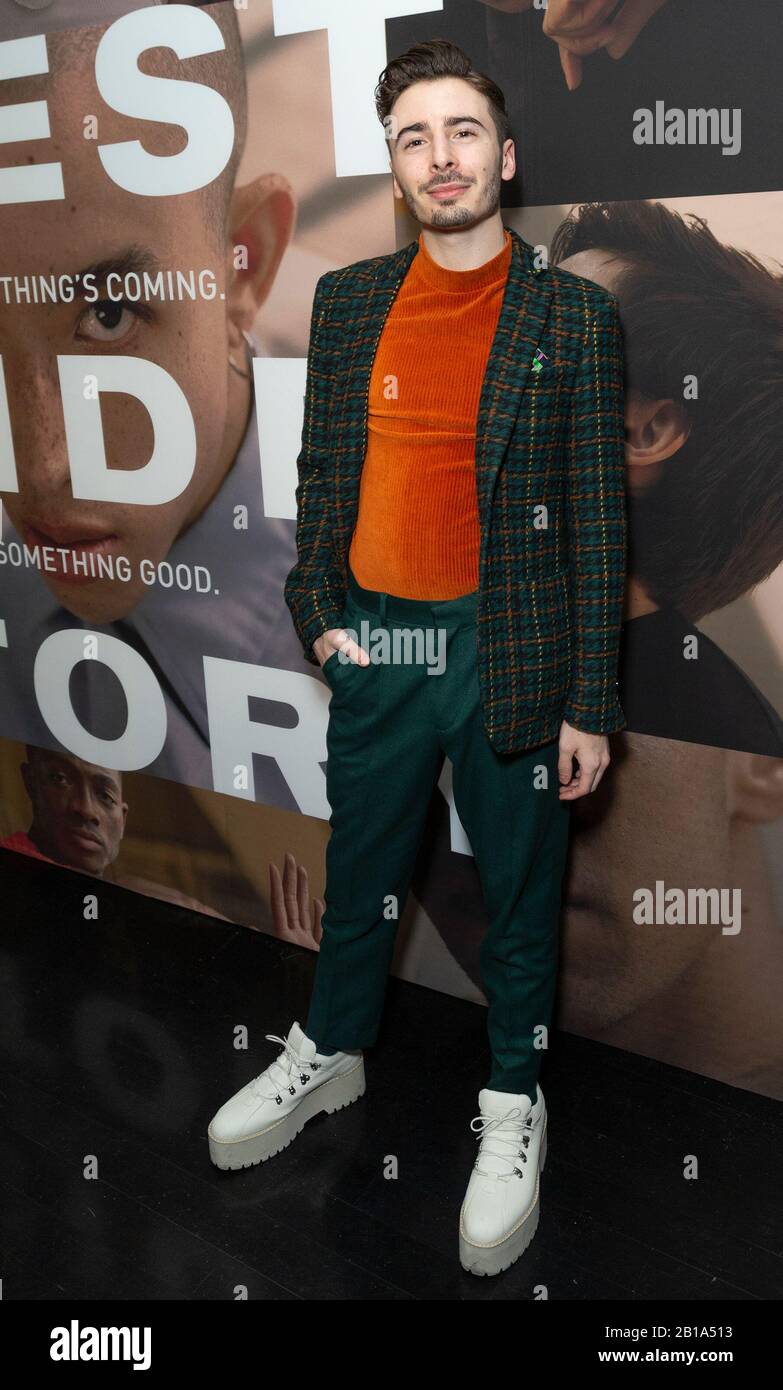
[347,227,512,599]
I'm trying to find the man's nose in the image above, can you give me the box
[70,786,101,821]
[430,133,457,170]
[5,351,73,492]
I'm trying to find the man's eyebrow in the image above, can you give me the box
[91,772,122,795]
[39,752,121,794]
[394,114,487,142]
[70,246,162,289]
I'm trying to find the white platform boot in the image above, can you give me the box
[459,1084,547,1276]
[207,1021,365,1170]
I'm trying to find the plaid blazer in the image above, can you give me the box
[284,224,628,753]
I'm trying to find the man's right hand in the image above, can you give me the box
[314,626,371,668]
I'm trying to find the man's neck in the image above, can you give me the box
[418,213,507,273]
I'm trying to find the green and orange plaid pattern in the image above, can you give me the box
[285,226,627,752]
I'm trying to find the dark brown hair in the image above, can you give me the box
[552,200,783,619]
[375,39,511,152]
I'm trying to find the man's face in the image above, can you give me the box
[22,748,127,873]
[0,56,234,623]
[387,76,512,231]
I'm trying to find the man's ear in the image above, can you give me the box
[726,749,783,823]
[225,172,296,336]
[625,389,691,494]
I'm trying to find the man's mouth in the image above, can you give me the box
[428,182,470,199]
[68,827,103,850]
[21,520,120,579]
[24,517,118,547]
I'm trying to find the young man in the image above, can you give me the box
[209,39,627,1277]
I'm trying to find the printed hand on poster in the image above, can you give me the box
[269,850,324,949]
[477,0,672,90]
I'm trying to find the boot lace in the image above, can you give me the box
[470,1104,535,1181]
[250,1034,322,1105]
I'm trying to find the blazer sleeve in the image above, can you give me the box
[283,273,347,665]
[562,294,628,735]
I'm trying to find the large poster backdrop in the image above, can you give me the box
[1,0,781,1099]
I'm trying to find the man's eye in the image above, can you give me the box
[404,129,475,149]
[76,299,150,343]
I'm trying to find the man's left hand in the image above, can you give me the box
[558,720,610,798]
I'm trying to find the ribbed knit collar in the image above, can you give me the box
[413,226,512,292]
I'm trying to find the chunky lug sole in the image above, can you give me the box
[208,1055,366,1171]
[459,1119,547,1277]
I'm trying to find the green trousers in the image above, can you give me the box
[306,563,571,1096]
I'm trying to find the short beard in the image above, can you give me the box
[397,153,503,231]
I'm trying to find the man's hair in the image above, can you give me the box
[552,200,783,620]
[30,1,247,247]
[375,38,511,152]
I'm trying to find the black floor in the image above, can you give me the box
[1,846,781,1302]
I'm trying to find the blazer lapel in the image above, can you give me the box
[332,237,418,475]
[474,227,553,518]
[330,238,418,551]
